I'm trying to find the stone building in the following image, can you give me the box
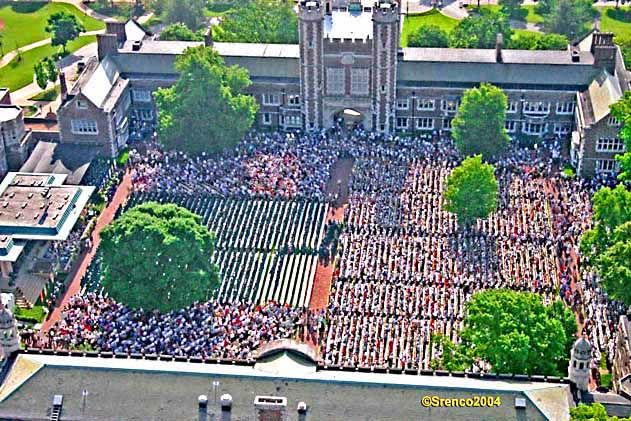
[0,105,30,178]
[57,1,630,177]
[613,316,631,400]
[569,337,593,393]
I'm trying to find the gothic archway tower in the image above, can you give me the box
[371,1,400,133]
[299,0,325,131]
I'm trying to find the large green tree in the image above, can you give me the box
[215,0,298,44]
[610,91,631,181]
[45,12,85,53]
[543,0,595,40]
[432,290,577,376]
[508,32,568,50]
[499,0,523,19]
[100,202,220,313]
[154,46,259,155]
[449,10,512,49]
[164,0,207,31]
[408,25,449,48]
[452,83,510,158]
[581,185,631,306]
[443,155,498,227]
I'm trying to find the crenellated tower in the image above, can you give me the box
[371,0,399,133]
[299,0,325,131]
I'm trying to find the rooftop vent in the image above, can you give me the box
[254,396,287,419]
[515,397,527,409]
[132,40,142,51]
[15,212,21,219]
[28,192,33,199]
[50,394,63,421]
[21,202,27,209]
[571,50,580,63]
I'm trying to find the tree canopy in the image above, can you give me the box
[432,290,577,376]
[499,0,523,19]
[214,0,298,44]
[408,24,449,48]
[609,91,631,181]
[580,185,631,306]
[449,10,512,49]
[542,0,595,40]
[154,46,259,155]
[164,0,207,31]
[100,202,220,313]
[34,56,58,90]
[452,83,510,159]
[571,403,631,421]
[45,12,85,53]
[508,32,569,50]
[160,23,203,41]
[443,155,498,227]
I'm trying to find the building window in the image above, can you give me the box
[396,98,409,110]
[380,85,386,94]
[608,116,621,127]
[285,115,302,127]
[262,94,280,106]
[441,99,459,112]
[505,120,517,133]
[522,122,547,135]
[70,119,98,135]
[76,100,88,109]
[443,118,452,131]
[396,117,408,130]
[596,137,625,152]
[417,99,435,111]
[132,89,152,102]
[523,101,550,115]
[326,68,345,95]
[262,113,272,125]
[507,101,518,113]
[288,95,300,106]
[596,159,619,174]
[556,101,575,115]
[351,68,369,96]
[416,118,434,130]
[554,123,571,137]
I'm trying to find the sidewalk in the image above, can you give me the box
[40,171,133,334]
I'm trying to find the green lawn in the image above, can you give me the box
[29,85,60,101]
[14,305,47,324]
[599,7,631,39]
[522,5,545,24]
[0,2,104,52]
[475,5,543,24]
[401,9,459,47]
[0,35,96,91]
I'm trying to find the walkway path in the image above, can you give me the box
[40,171,133,334]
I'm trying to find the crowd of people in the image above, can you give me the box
[31,128,627,377]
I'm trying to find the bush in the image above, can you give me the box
[14,306,47,324]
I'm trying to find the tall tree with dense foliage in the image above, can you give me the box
[581,185,631,306]
[215,0,298,44]
[452,83,509,158]
[443,155,498,226]
[499,0,523,19]
[160,23,203,41]
[154,46,259,155]
[610,91,631,181]
[34,57,58,90]
[508,32,568,50]
[408,25,449,48]
[45,12,85,53]
[100,202,220,313]
[543,0,595,40]
[432,290,577,376]
[449,10,512,49]
[164,0,207,30]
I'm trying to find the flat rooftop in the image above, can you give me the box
[324,10,373,39]
[0,105,21,122]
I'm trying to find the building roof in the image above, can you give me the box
[402,47,593,66]
[125,19,148,43]
[0,353,573,420]
[214,42,300,59]
[81,55,121,109]
[324,10,373,39]
[580,71,622,125]
[120,39,203,55]
[0,105,21,123]
[20,141,99,185]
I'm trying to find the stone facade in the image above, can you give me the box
[613,316,631,399]
[0,104,30,176]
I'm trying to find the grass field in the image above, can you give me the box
[599,7,631,39]
[0,2,103,52]
[0,35,96,91]
[401,9,459,47]
[29,85,60,101]
[474,4,543,24]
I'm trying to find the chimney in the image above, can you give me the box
[591,32,617,73]
[97,33,118,61]
[297,401,308,421]
[59,71,68,101]
[198,395,208,421]
[105,20,127,45]
[220,393,232,421]
[495,33,503,63]
[204,26,213,47]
